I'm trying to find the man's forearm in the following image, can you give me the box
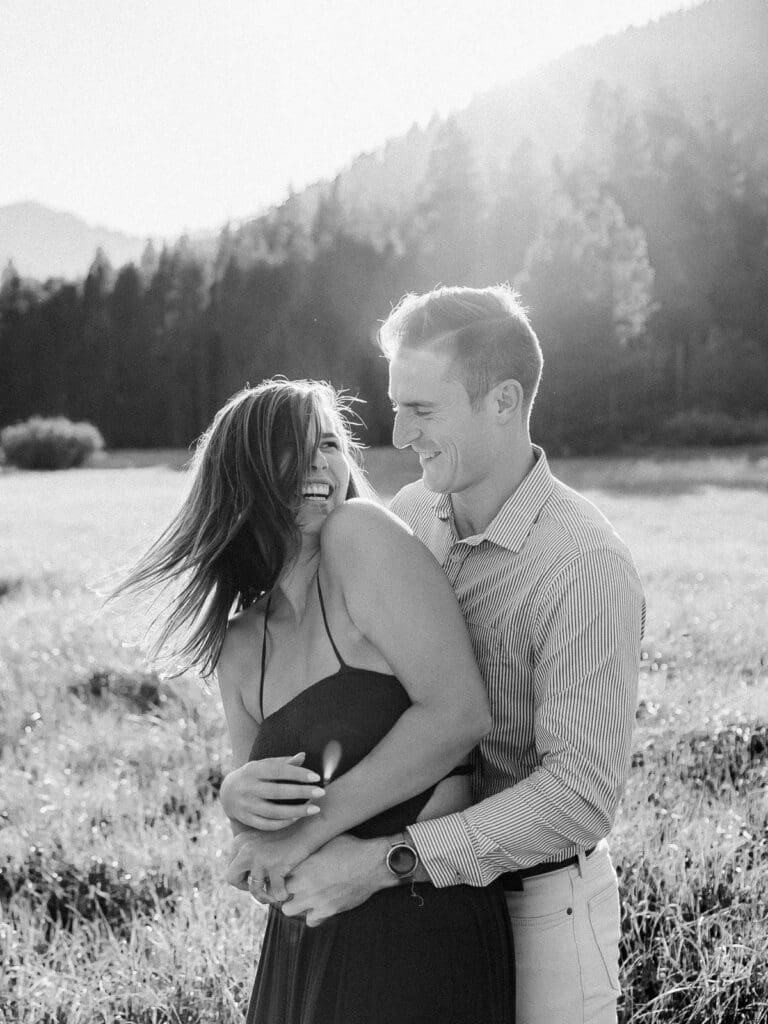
[279,832,419,926]
[291,704,483,858]
[319,830,429,892]
[406,765,621,888]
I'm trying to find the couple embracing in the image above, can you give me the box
[122,284,645,1023]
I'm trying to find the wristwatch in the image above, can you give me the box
[385,835,420,881]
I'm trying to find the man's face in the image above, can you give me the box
[388,347,496,497]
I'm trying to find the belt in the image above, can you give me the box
[500,847,596,892]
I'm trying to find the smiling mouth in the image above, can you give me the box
[302,482,333,501]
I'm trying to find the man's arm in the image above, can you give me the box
[281,832,425,927]
[408,548,645,886]
[283,547,644,921]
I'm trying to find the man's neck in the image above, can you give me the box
[450,442,536,539]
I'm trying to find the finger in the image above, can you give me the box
[225,849,255,889]
[265,756,321,783]
[247,875,272,906]
[227,870,251,891]
[305,909,329,928]
[237,804,320,829]
[267,764,322,785]
[241,799,314,821]
[280,896,308,918]
[226,862,252,890]
[260,782,326,802]
[243,815,301,832]
[268,873,289,903]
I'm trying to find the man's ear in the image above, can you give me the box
[491,379,524,421]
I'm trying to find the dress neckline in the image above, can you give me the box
[258,574,400,723]
[259,664,404,726]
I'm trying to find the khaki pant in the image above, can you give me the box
[505,840,621,1024]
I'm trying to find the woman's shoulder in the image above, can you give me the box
[322,497,411,537]
[319,499,439,605]
[320,498,413,558]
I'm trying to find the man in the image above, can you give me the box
[225,285,645,1023]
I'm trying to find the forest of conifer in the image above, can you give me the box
[2,1,767,453]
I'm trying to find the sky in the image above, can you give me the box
[1,0,704,238]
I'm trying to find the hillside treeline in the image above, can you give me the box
[2,86,767,452]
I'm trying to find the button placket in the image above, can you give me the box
[444,544,469,587]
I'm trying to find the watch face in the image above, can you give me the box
[388,844,418,877]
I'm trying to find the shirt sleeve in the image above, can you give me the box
[408,548,645,887]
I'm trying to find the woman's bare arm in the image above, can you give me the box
[270,499,490,854]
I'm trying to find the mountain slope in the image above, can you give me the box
[320,0,768,233]
[0,201,149,282]
[5,0,766,281]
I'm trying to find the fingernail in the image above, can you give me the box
[306,804,321,815]
[310,788,325,798]
[306,772,321,783]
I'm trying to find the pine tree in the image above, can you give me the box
[413,117,485,287]
[516,183,655,448]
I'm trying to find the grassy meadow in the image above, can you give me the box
[1,447,767,1023]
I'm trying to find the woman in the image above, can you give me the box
[118,378,513,1023]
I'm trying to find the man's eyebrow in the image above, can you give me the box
[320,431,341,440]
[390,399,435,408]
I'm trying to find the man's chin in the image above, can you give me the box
[420,468,449,494]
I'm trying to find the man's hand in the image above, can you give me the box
[281,834,398,928]
[220,753,325,831]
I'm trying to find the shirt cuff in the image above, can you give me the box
[406,812,486,888]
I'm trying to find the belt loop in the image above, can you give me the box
[577,848,588,877]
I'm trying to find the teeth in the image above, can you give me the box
[303,484,331,498]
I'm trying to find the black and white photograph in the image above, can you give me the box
[1,1,767,1021]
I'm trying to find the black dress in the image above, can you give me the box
[245,579,514,1024]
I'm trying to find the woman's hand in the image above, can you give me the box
[220,752,325,830]
[226,827,311,904]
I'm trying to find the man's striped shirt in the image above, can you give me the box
[391,447,645,888]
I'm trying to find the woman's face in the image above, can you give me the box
[295,402,352,537]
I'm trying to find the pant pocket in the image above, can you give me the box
[586,882,621,996]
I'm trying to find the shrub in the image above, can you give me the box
[658,410,768,447]
[67,668,177,714]
[0,416,104,469]
[0,843,177,940]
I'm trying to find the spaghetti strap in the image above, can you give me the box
[259,592,272,720]
[316,576,347,668]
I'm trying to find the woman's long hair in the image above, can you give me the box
[113,378,374,677]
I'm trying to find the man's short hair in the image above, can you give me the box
[379,284,543,415]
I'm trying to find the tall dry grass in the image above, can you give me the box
[1,449,766,1023]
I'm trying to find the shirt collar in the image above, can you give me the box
[431,445,554,553]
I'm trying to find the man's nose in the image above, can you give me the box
[392,411,418,450]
